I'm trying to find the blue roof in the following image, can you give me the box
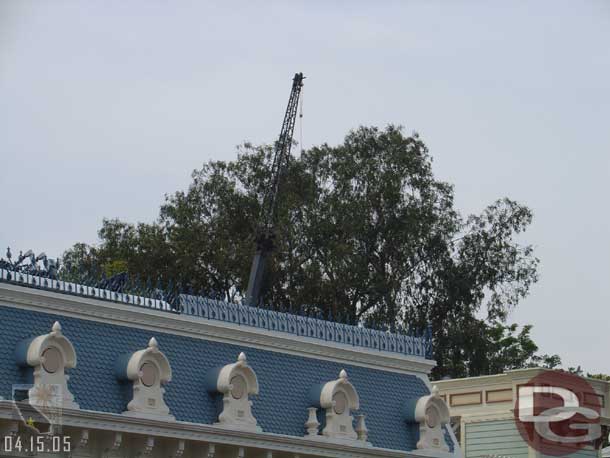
[0,303,429,452]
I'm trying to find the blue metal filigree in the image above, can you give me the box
[0,247,60,278]
[168,294,431,358]
[0,247,433,359]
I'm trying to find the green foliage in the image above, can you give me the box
[62,125,543,378]
[565,366,610,381]
[482,322,561,374]
[587,373,610,381]
[60,242,99,282]
[568,365,584,376]
[103,259,129,278]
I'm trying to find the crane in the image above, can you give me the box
[245,72,305,306]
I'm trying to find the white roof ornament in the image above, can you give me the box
[119,337,174,421]
[307,369,368,445]
[148,337,159,350]
[205,353,261,432]
[319,370,360,411]
[404,390,450,452]
[15,321,79,410]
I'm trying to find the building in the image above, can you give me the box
[0,261,460,458]
[433,368,610,458]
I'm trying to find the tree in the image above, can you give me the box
[565,367,610,381]
[587,373,610,381]
[483,322,561,374]
[63,125,541,378]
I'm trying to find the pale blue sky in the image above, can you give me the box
[1,1,609,373]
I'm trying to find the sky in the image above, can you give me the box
[1,1,609,374]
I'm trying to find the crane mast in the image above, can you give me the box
[245,72,304,306]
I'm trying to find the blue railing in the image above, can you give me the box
[0,266,433,359]
[180,294,432,357]
[0,267,173,311]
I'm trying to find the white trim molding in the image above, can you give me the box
[0,401,436,458]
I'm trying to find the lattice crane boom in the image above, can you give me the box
[245,72,304,306]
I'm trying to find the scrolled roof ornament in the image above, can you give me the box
[15,321,79,410]
[205,352,261,432]
[404,386,450,452]
[116,337,174,421]
[308,369,368,444]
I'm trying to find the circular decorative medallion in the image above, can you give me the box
[230,375,247,400]
[140,362,158,387]
[426,406,440,428]
[41,347,62,373]
[333,391,348,415]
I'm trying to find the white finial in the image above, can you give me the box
[51,321,62,333]
[355,414,369,442]
[238,352,247,363]
[148,337,158,349]
[339,369,348,380]
[305,407,320,436]
[432,385,439,397]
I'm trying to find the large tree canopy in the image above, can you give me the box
[63,125,549,378]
